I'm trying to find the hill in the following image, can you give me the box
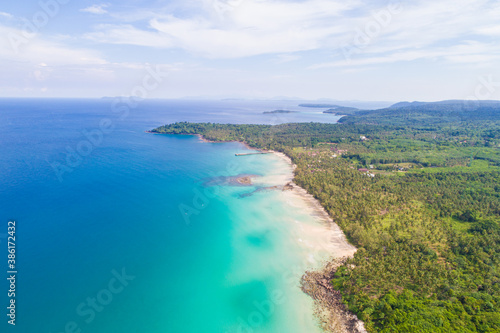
[339,100,500,125]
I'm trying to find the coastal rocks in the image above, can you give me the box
[235,176,253,185]
[238,182,295,198]
[301,258,367,333]
[203,174,294,198]
[238,185,282,198]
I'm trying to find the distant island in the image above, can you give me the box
[263,110,300,114]
[299,103,342,108]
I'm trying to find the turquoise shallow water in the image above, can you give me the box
[0,99,337,333]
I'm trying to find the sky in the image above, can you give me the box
[0,0,500,101]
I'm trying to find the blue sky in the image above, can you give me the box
[1,0,500,101]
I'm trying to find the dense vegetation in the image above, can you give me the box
[340,100,500,126]
[152,104,500,332]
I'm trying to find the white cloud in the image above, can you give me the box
[85,24,173,48]
[2,0,500,99]
[84,0,357,58]
[308,0,500,69]
[0,23,108,90]
[275,54,301,63]
[80,4,109,15]
[0,11,12,19]
[476,25,500,36]
[310,41,500,69]
[80,0,500,68]
[0,23,192,97]
[0,26,107,66]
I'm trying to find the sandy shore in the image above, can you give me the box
[271,152,357,258]
[193,136,365,332]
[268,151,365,333]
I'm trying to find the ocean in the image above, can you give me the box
[0,98,343,333]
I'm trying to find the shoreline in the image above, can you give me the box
[152,132,365,332]
[195,134,257,151]
[301,258,368,333]
[206,134,365,332]
[272,151,357,257]
[270,151,366,333]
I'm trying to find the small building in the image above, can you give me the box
[358,168,369,172]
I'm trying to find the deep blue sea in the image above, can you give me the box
[0,98,346,333]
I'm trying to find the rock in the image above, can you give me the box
[301,257,368,333]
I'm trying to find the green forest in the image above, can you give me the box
[151,105,500,332]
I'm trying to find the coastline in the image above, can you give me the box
[301,258,368,333]
[147,131,259,151]
[269,151,366,333]
[194,133,365,332]
[195,134,257,151]
[271,151,357,259]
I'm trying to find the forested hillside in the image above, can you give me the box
[339,100,500,125]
